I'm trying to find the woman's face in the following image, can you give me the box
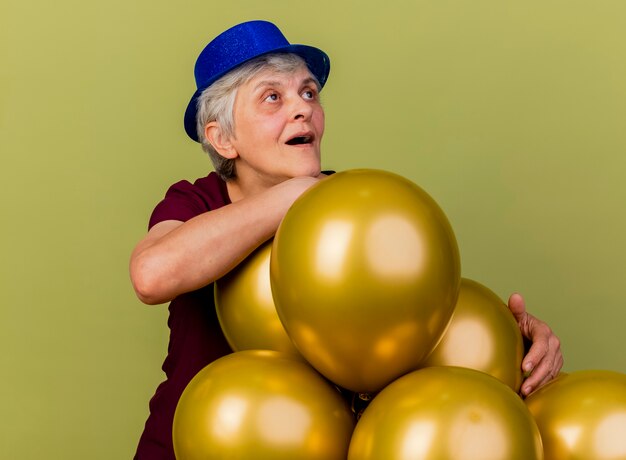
[227,64,325,190]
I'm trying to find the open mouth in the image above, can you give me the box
[285,134,314,146]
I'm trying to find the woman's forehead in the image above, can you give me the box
[243,65,315,90]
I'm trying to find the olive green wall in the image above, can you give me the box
[2,0,625,458]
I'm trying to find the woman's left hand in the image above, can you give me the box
[508,293,564,397]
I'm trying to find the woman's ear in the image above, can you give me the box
[205,122,238,159]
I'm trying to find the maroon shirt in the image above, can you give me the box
[134,172,233,460]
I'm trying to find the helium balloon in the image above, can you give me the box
[525,370,626,460]
[271,169,461,393]
[215,239,300,356]
[421,278,524,391]
[348,366,543,460]
[173,350,355,460]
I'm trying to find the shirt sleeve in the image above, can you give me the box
[148,180,208,230]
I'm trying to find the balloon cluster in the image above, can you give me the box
[174,169,626,459]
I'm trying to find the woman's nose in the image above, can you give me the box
[292,97,314,120]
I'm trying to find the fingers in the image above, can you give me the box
[520,332,563,396]
[508,294,536,342]
[507,293,527,322]
[555,353,564,376]
[507,291,565,396]
[523,354,563,396]
[521,317,551,369]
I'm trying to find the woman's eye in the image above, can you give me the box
[264,93,279,102]
[302,90,316,100]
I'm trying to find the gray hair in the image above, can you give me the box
[195,53,319,181]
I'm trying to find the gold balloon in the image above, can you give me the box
[348,366,543,460]
[421,278,524,391]
[173,350,355,460]
[271,169,461,393]
[215,239,300,356]
[525,370,626,460]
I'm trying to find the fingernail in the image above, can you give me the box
[523,362,534,372]
[523,385,532,395]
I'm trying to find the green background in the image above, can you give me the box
[2,0,625,458]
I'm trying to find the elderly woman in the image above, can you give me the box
[130,20,562,459]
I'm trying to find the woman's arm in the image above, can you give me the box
[130,176,320,305]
